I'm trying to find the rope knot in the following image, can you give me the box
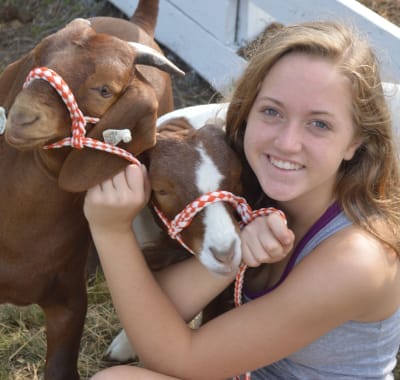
[70,115,87,149]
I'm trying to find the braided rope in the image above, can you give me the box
[154,191,286,380]
[24,69,283,378]
[155,190,284,238]
[23,67,140,165]
[153,191,285,306]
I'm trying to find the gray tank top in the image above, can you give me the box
[242,203,400,379]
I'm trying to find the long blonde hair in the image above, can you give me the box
[225,21,400,254]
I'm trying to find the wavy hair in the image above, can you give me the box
[225,21,400,254]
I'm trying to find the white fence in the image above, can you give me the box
[109,0,400,95]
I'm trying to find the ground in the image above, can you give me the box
[0,0,399,379]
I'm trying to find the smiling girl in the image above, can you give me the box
[85,21,400,379]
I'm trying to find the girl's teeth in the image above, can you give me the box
[270,157,302,170]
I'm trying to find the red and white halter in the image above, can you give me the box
[25,67,286,380]
[153,190,285,307]
[24,66,141,165]
[154,191,286,380]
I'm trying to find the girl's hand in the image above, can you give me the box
[84,164,150,234]
[241,212,294,267]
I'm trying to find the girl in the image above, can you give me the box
[85,21,400,379]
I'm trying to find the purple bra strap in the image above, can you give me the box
[246,201,342,299]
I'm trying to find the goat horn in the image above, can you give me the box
[129,42,185,76]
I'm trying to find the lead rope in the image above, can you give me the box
[23,67,141,165]
[24,69,283,378]
[153,190,286,380]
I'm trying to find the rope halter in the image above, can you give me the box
[23,66,141,165]
[154,190,286,380]
[152,189,286,305]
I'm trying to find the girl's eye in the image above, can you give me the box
[263,107,279,117]
[311,120,329,130]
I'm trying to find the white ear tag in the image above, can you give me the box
[102,129,132,146]
[0,107,6,135]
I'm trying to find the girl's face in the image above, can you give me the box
[244,53,360,211]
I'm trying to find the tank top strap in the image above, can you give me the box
[245,202,352,298]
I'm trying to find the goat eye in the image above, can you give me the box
[99,86,112,98]
[155,189,169,196]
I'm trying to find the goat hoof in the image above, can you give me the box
[104,329,137,363]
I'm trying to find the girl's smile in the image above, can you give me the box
[244,52,361,212]
[268,154,305,171]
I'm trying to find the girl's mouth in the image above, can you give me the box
[268,155,304,171]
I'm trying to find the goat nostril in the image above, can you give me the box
[210,241,235,264]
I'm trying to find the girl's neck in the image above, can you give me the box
[277,192,336,236]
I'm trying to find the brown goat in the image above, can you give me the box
[106,104,243,362]
[0,1,182,378]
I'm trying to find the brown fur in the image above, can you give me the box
[0,1,177,379]
[103,116,243,363]
[141,117,242,318]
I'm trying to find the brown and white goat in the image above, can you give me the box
[0,0,182,378]
[106,103,243,362]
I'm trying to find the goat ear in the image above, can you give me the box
[58,76,158,193]
[0,18,93,109]
[157,117,194,140]
[35,18,94,64]
[0,52,35,109]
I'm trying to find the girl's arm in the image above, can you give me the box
[85,164,394,379]
[152,208,294,322]
[152,256,235,322]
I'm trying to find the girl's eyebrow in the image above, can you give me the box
[257,95,283,106]
[257,95,334,117]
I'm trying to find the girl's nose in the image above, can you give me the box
[274,122,302,152]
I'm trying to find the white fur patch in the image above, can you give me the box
[195,144,223,193]
[104,330,135,362]
[195,144,241,273]
[156,103,228,130]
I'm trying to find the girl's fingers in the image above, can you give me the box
[125,164,142,190]
[267,212,294,246]
[241,214,295,267]
[140,165,151,203]
[259,238,284,260]
[112,165,131,192]
[101,175,117,194]
[241,239,262,267]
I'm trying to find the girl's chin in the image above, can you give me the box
[261,184,298,202]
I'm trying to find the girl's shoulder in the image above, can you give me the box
[316,223,394,271]
[297,224,400,321]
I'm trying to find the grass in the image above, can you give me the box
[0,271,132,379]
[0,0,399,378]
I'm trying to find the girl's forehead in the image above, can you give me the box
[258,53,352,113]
[264,53,344,88]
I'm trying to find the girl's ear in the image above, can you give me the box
[343,137,363,161]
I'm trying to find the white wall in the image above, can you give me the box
[110,0,400,95]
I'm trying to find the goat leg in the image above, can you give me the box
[41,277,87,380]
